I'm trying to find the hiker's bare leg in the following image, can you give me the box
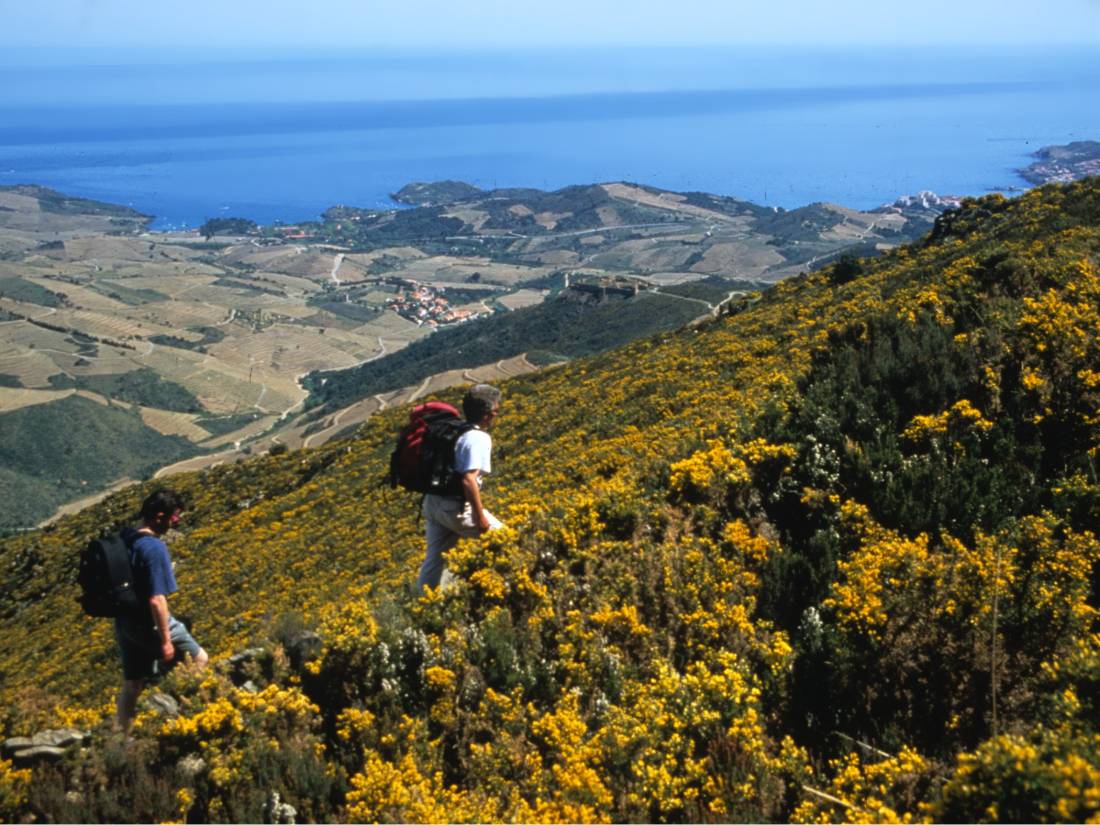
[116,678,144,733]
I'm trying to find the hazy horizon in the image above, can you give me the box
[2,44,1098,107]
[4,0,1100,50]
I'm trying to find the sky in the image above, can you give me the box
[4,0,1100,53]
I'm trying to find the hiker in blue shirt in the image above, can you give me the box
[114,489,208,733]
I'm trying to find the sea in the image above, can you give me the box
[1,46,1098,229]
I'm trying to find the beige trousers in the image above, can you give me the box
[417,494,503,591]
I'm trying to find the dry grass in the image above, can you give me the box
[441,206,493,231]
[138,300,230,329]
[205,323,382,376]
[202,413,280,448]
[343,246,428,269]
[362,312,424,339]
[52,307,166,339]
[138,407,212,442]
[497,289,548,311]
[262,249,338,279]
[24,278,130,314]
[0,356,64,391]
[0,296,59,322]
[0,387,74,413]
[601,182,743,223]
[529,249,581,265]
[695,241,786,274]
[248,272,325,293]
[394,255,551,287]
[72,390,111,407]
[0,193,131,236]
[43,236,163,263]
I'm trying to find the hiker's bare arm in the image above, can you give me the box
[461,470,492,532]
[149,594,173,662]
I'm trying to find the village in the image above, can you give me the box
[383,281,488,327]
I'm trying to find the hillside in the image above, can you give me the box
[302,287,716,411]
[0,180,947,529]
[315,180,937,281]
[0,394,197,529]
[1,180,1098,822]
[0,185,151,242]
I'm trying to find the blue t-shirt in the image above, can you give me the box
[121,527,178,601]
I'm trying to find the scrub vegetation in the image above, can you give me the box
[0,179,1098,822]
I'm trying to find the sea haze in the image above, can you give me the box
[1,46,1098,228]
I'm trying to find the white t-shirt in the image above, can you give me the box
[454,428,492,478]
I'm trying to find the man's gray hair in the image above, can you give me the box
[463,383,501,422]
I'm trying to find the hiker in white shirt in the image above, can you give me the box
[417,384,504,591]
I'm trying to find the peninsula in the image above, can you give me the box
[1017,140,1100,185]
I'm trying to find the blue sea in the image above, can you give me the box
[1,46,1098,229]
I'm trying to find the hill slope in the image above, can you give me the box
[319,180,940,280]
[0,394,197,529]
[0,178,945,529]
[0,181,1098,822]
[303,287,713,410]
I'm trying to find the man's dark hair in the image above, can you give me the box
[462,384,501,423]
[139,488,186,522]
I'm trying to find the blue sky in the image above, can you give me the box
[4,0,1100,50]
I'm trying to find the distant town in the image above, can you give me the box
[385,281,483,327]
[1018,140,1100,186]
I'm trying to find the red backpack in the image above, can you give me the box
[389,402,473,496]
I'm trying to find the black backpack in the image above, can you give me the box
[389,401,474,496]
[77,532,140,618]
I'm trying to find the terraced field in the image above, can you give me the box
[0,216,441,527]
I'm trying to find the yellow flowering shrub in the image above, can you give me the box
[0,758,32,822]
[793,747,932,824]
[902,398,994,443]
[153,671,329,822]
[934,725,1100,823]
[597,652,803,820]
[827,509,935,639]
[669,441,750,499]
[2,179,1100,821]
[345,751,489,824]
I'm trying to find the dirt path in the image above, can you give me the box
[408,373,433,402]
[38,477,135,527]
[330,253,345,286]
[299,337,393,447]
[712,288,751,317]
[153,447,238,478]
[651,289,712,310]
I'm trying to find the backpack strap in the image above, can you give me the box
[106,532,141,614]
[109,532,138,579]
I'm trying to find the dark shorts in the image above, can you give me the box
[114,614,202,681]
